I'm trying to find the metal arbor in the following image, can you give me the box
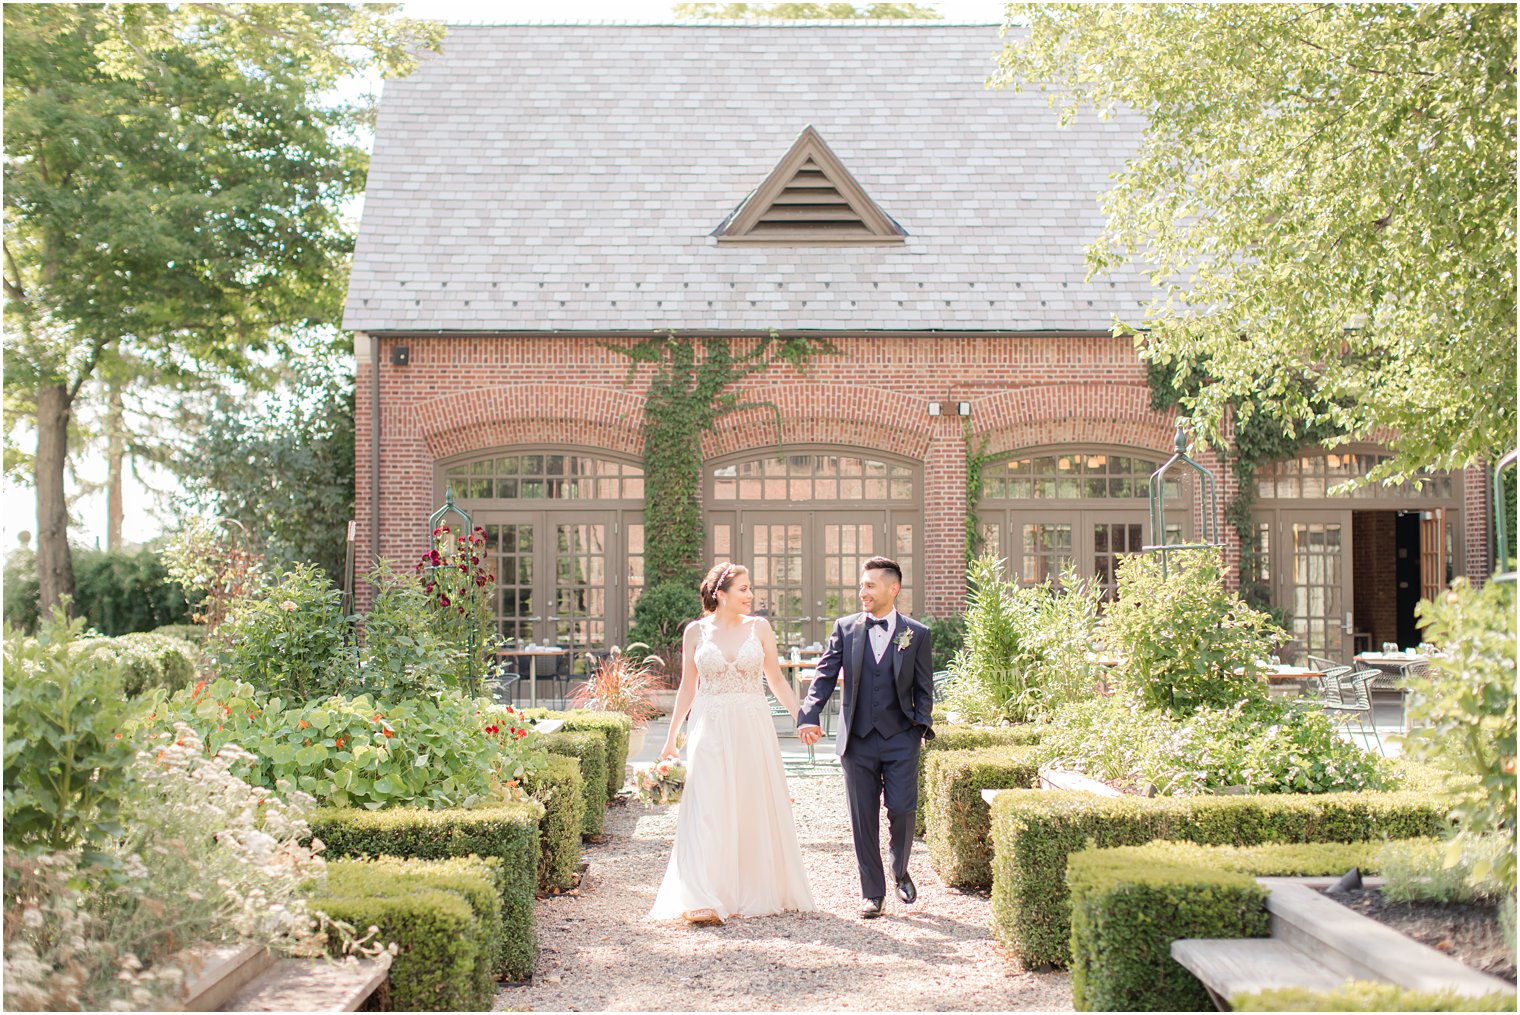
[424,486,482,695]
[1143,423,1223,575]
[1494,449,1517,583]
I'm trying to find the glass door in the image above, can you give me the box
[815,515,882,646]
[746,513,809,649]
[1277,510,1354,661]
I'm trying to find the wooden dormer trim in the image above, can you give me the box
[714,125,906,246]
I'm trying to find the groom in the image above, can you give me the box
[797,556,935,918]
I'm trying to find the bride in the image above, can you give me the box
[648,562,816,924]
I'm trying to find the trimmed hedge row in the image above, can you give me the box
[1067,840,1388,1011]
[916,724,1044,835]
[542,731,608,837]
[988,789,1447,970]
[1235,983,1517,1012]
[923,745,1041,888]
[308,801,542,981]
[313,856,504,1011]
[523,708,632,801]
[522,753,586,891]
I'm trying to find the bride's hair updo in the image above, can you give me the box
[699,561,747,613]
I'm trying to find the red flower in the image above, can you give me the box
[441,526,450,534]
[432,527,442,537]
[473,526,484,534]
[191,680,207,700]
[514,728,527,739]
[383,728,395,738]
[439,594,451,607]
[485,724,500,735]
[470,556,480,565]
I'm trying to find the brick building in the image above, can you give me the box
[345,21,1489,669]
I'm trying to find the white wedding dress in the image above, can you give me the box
[648,618,816,920]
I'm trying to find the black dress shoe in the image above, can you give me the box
[860,897,884,919]
[895,872,917,904]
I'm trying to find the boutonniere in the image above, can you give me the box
[895,629,913,651]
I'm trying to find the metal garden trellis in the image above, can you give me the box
[1143,423,1223,576]
[1494,449,1517,584]
[423,486,482,696]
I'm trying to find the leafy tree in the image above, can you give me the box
[675,3,941,18]
[184,356,355,585]
[3,4,442,614]
[996,4,1516,481]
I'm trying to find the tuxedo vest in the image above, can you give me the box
[856,624,910,738]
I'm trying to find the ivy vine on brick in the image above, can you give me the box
[609,331,838,587]
[963,418,992,565]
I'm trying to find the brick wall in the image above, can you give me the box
[353,331,1223,616]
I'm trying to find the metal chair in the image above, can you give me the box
[1320,669,1384,756]
[1305,655,1353,698]
[932,669,956,703]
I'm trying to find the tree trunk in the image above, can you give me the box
[107,384,124,552]
[35,382,76,616]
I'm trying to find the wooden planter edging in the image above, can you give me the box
[1171,877,1516,1009]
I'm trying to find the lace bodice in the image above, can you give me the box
[693,619,766,697]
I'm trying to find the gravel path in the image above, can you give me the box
[494,767,1072,1012]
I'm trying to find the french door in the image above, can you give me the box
[479,510,637,667]
[1270,510,1355,662]
[718,510,913,650]
[992,509,1171,599]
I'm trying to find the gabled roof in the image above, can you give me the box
[715,126,905,245]
[343,22,1155,334]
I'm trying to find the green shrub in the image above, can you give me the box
[132,681,543,810]
[1068,840,1387,1011]
[523,753,585,892]
[944,556,1103,724]
[80,631,198,697]
[2,546,190,636]
[543,730,609,837]
[922,612,965,672]
[988,788,1447,969]
[149,623,206,645]
[216,563,354,699]
[1377,836,1510,904]
[358,562,468,699]
[916,723,1045,834]
[559,710,631,801]
[1235,982,1517,1012]
[1404,578,1516,894]
[1103,548,1284,714]
[627,580,701,677]
[924,746,1041,888]
[327,856,504,1004]
[3,610,138,856]
[310,881,484,1011]
[308,801,542,981]
[1038,694,1387,795]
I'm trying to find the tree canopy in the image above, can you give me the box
[3,4,442,611]
[996,3,1517,481]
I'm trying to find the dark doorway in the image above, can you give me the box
[1395,511,1422,648]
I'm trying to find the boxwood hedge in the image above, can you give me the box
[988,789,1447,970]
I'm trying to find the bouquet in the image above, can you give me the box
[636,758,686,806]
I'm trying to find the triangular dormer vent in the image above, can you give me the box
[715,126,906,245]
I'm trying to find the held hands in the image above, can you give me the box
[797,724,823,746]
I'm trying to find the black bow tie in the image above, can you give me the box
[866,616,889,630]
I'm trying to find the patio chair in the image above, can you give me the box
[932,669,955,703]
[1320,669,1384,756]
[1305,655,1353,698]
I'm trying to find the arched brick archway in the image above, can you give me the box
[704,384,933,461]
[970,384,1177,458]
[412,384,646,460]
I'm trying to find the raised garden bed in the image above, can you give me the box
[1326,887,1516,985]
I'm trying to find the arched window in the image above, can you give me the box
[978,447,1189,596]
[705,448,922,648]
[434,449,645,670]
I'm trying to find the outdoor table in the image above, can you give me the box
[496,647,571,709]
[1354,652,1432,691]
[1262,665,1325,697]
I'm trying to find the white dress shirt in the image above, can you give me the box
[866,609,899,664]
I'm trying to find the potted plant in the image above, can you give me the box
[569,643,663,756]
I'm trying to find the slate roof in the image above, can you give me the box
[343,21,1155,334]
